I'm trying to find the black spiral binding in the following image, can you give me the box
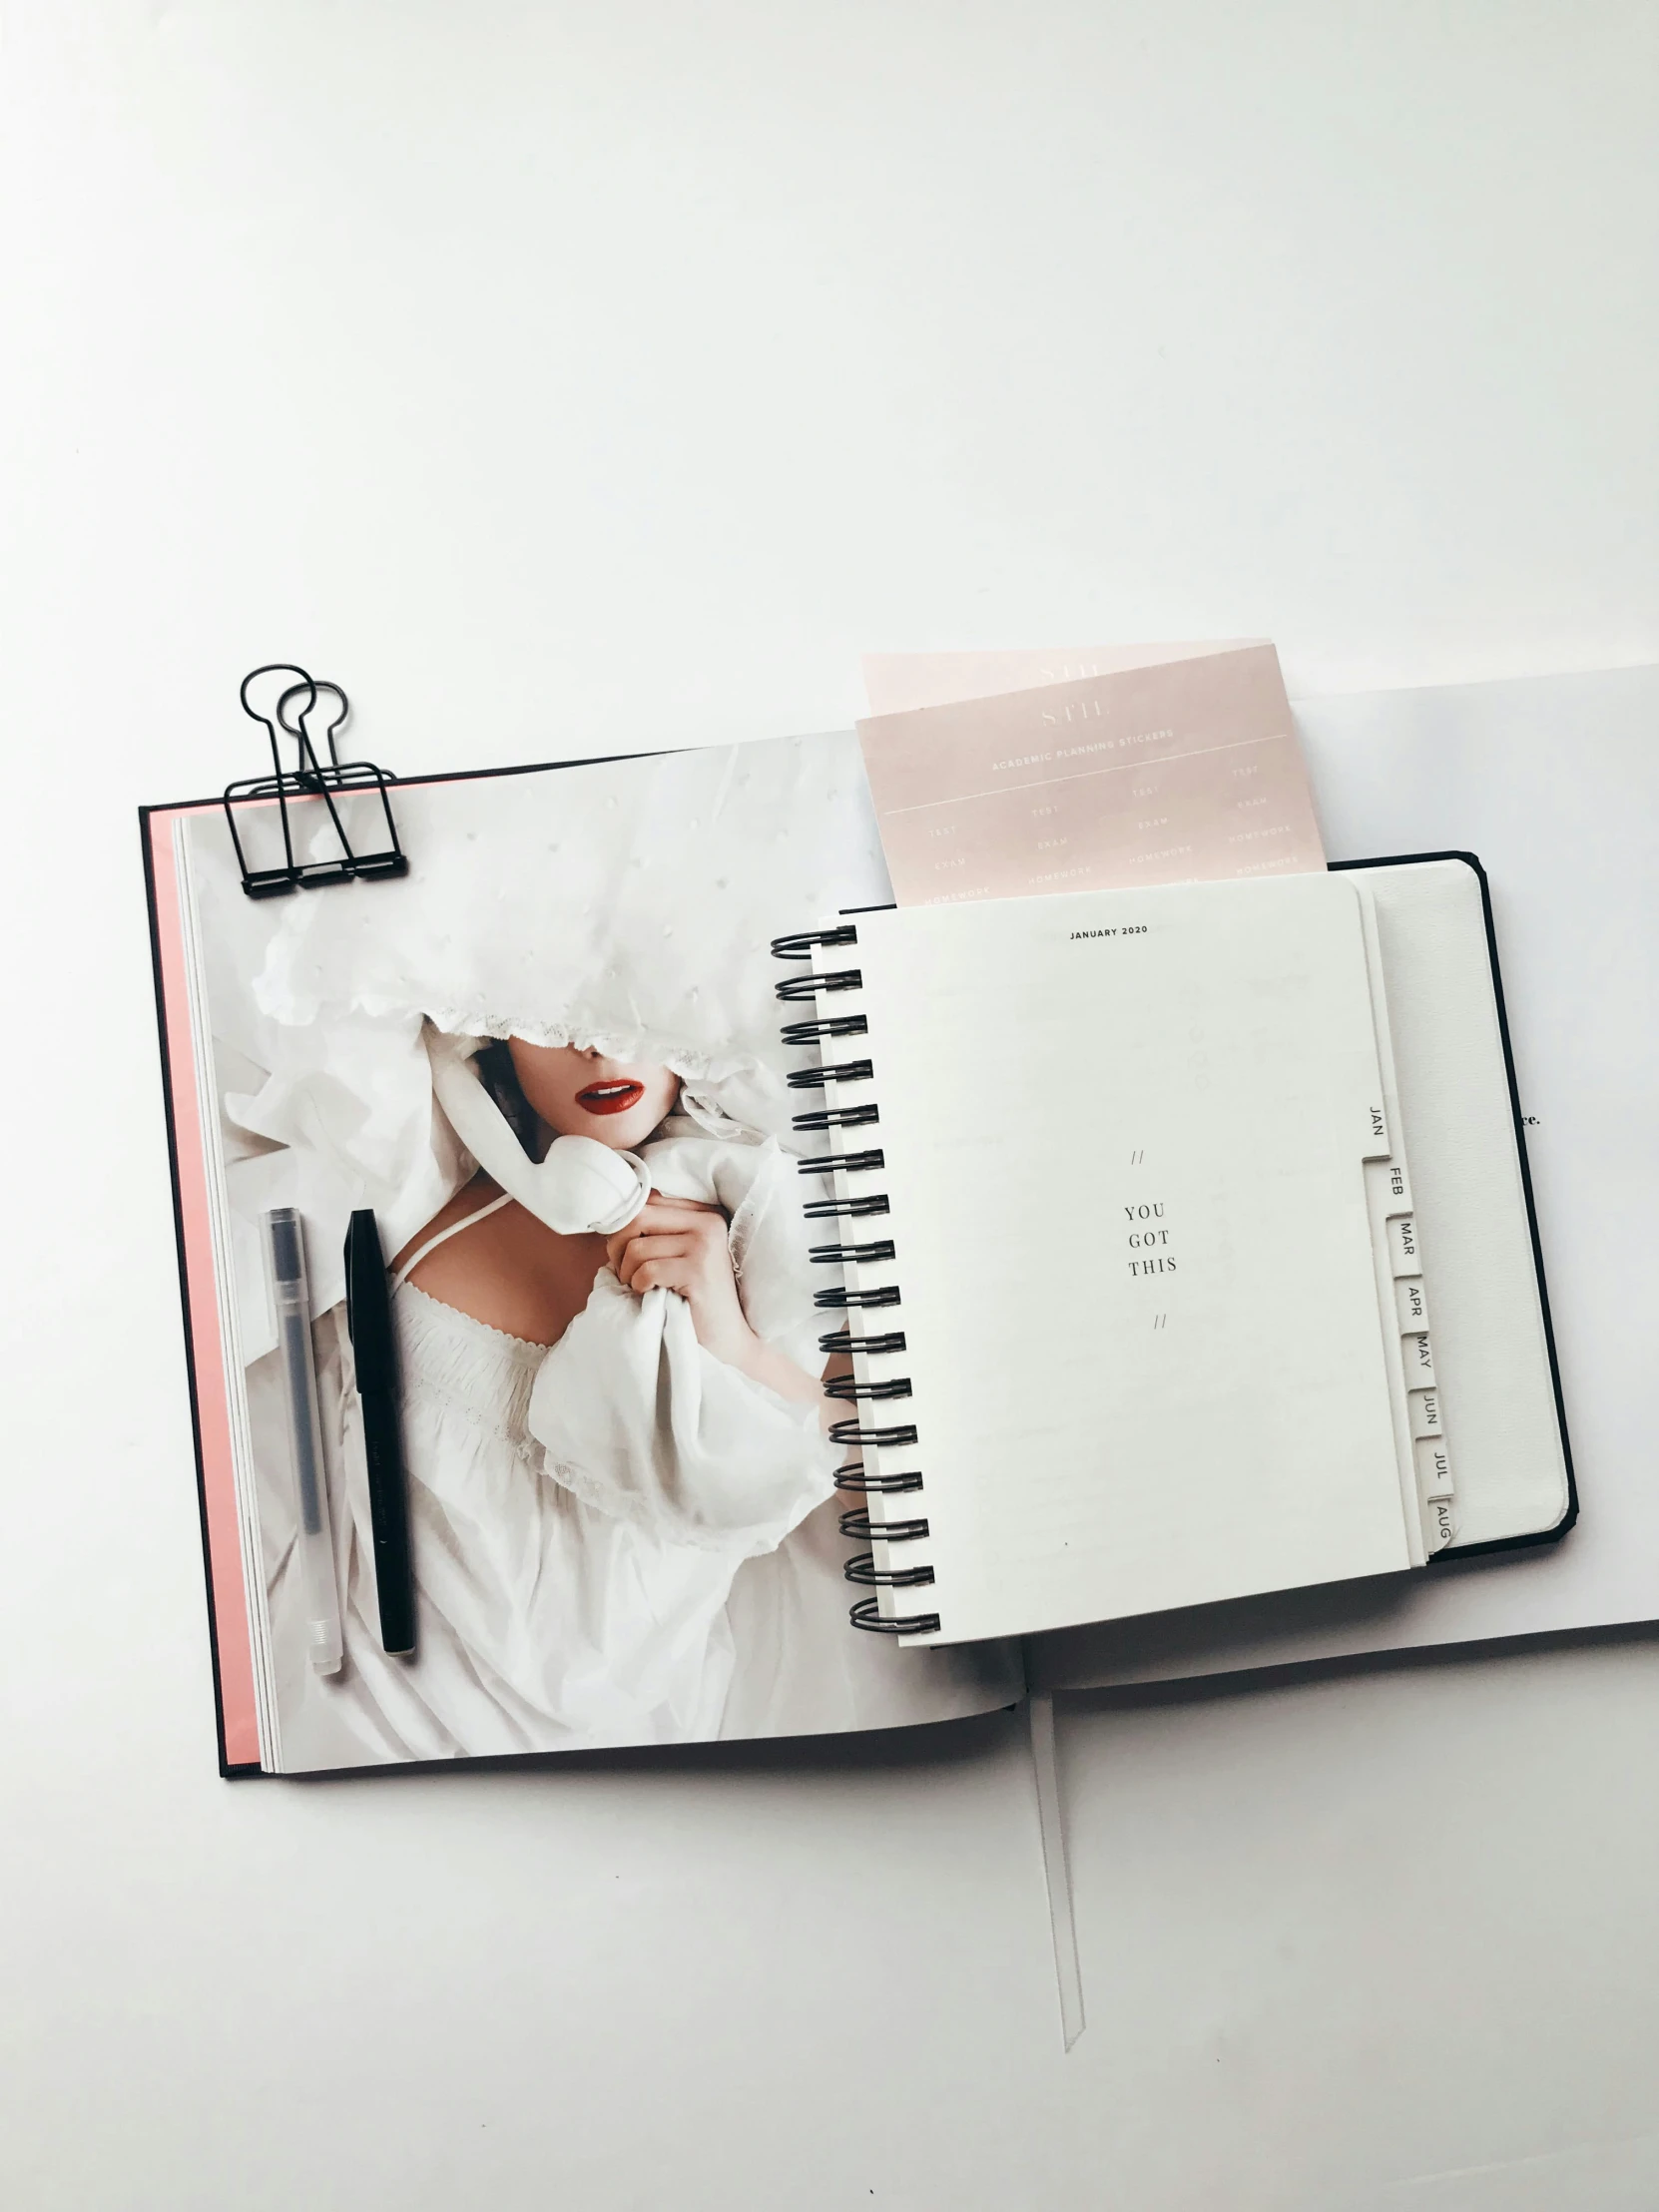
[773,924,941,1637]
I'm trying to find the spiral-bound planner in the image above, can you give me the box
[776,855,1571,1647]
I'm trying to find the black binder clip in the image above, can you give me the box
[224,662,408,899]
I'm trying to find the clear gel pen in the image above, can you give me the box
[264,1207,344,1675]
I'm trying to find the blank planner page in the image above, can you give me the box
[847,873,1418,1645]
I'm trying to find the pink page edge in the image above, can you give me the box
[147,809,263,1771]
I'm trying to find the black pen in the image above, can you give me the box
[343,1209,416,1655]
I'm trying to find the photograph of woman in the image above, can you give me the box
[198,734,1019,1771]
[344,1031,842,1757]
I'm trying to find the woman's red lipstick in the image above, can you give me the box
[576,1079,646,1117]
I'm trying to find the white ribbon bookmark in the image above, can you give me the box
[1027,1691,1086,2050]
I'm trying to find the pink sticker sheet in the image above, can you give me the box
[860,640,1264,717]
[856,643,1327,906]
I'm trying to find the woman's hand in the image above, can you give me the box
[605,1195,755,1368]
[605,1192,825,1411]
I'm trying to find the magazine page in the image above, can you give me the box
[172,733,1023,1771]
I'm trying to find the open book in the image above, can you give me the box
[144,732,1567,1774]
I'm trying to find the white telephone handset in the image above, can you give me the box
[425,1027,653,1238]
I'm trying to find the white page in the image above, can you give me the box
[1031,664,1659,1688]
[848,871,1417,1646]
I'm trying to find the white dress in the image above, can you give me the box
[257,1282,1023,1769]
[253,1134,1022,1768]
[307,1279,830,1761]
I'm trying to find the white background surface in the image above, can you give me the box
[3,5,1658,2207]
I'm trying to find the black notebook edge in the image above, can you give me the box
[1330,849,1576,1556]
